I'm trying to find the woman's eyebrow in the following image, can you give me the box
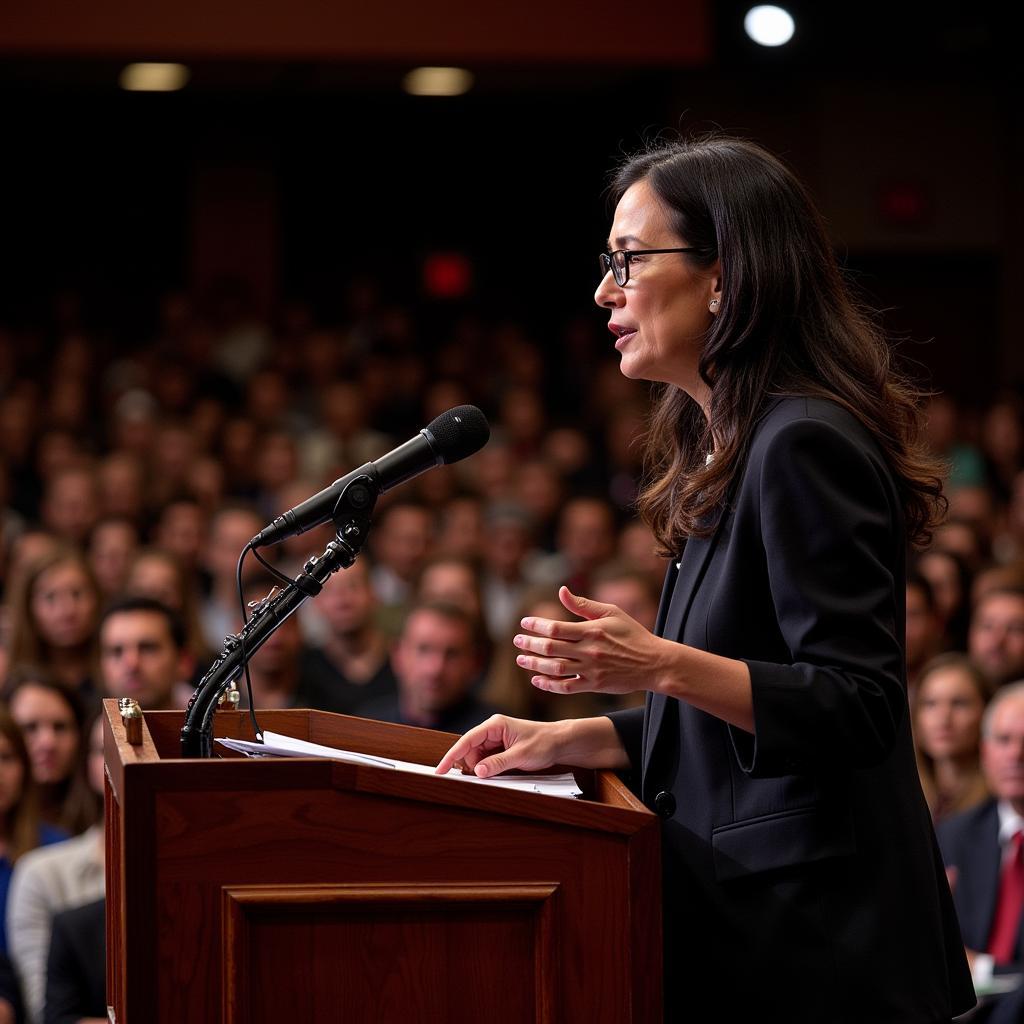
[608,234,646,249]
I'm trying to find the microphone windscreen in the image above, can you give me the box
[427,405,490,464]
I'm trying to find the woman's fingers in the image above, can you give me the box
[519,615,586,640]
[435,718,503,774]
[516,652,580,679]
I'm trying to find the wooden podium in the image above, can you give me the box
[102,700,662,1023]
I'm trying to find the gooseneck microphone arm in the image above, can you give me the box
[181,405,490,757]
[180,474,377,758]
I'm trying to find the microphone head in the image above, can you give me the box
[426,405,490,464]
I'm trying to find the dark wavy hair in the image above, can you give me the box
[610,136,945,551]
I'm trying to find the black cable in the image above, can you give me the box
[252,545,294,588]
[236,542,264,743]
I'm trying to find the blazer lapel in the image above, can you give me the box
[642,524,725,781]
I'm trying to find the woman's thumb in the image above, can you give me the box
[475,752,508,778]
[559,585,607,620]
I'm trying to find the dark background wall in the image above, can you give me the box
[0,1,1018,402]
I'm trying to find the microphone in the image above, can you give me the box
[250,405,490,548]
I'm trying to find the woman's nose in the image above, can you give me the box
[594,270,624,309]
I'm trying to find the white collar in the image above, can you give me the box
[996,800,1024,844]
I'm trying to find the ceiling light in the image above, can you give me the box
[402,67,474,97]
[119,63,190,92]
[743,6,796,47]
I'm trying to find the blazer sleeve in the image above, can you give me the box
[732,413,907,777]
[606,707,644,771]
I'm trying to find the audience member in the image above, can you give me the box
[153,498,207,577]
[0,709,66,954]
[917,548,973,652]
[2,549,100,696]
[86,517,139,601]
[1,949,23,1024]
[359,601,492,732]
[38,469,98,550]
[914,654,992,822]
[416,555,485,624]
[530,496,616,594]
[199,506,264,651]
[938,683,1024,1015]
[236,577,344,712]
[124,547,208,668]
[303,560,397,715]
[3,675,97,837]
[905,572,944,697]
[98,597,193,711]
[43,897,105,1024]
[6,716,104,1024]
[479,502,534,642]
[969,587,1024,688]
[369,501,433,606]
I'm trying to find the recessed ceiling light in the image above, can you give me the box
[119,63,190,92]
[744,6,796,47]
[402,67,474,97]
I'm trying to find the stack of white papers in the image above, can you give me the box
[215,730,582,799]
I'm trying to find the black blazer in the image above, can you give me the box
[937,798,1024,968]
[609,396,974,1023]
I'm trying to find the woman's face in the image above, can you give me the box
[30,560,97,648]
[916,666,985,761]
[9,685,80,784]
[594,179,720,401]
[0,733,26,817]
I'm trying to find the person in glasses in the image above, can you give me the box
[438,135,973,1023]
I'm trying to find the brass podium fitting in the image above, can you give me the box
[118,698,143,745]
[217,682,241,710]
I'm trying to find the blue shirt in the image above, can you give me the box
[0,823,68,954]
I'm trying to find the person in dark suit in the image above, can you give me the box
[43,897,105,1024]
[938,683,1024,1011]
[438,136,973,1022]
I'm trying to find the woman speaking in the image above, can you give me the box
[438,136,974,1022]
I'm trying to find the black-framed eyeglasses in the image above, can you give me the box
[599,247,698,287]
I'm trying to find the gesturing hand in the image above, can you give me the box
[514,585,669,697]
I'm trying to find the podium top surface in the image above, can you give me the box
[102,700,655,836]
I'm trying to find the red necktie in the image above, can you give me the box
[988,830,1024,964]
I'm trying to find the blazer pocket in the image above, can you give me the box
[711,804,856,882]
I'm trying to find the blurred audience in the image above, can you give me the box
[359,601,492,732]
[98,597,194,711]
[968,587,1024,688]
[6,717,104,1024]
[4,286,1024,1011]
[914,654,992,822]
[3,550,100,698]
[905,572,944,697]
[2,677,96,838]
[44,896,105,1024]
[0,709,66,955]
[937,683,1024,1009]
[302,560,397,715]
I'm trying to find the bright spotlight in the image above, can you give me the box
[402,67,474,97]
[119,63,190,92]
[744,6,796,47]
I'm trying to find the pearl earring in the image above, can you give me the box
[709,299,720,312]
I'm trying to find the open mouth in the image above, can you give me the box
[609,323,637,347]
